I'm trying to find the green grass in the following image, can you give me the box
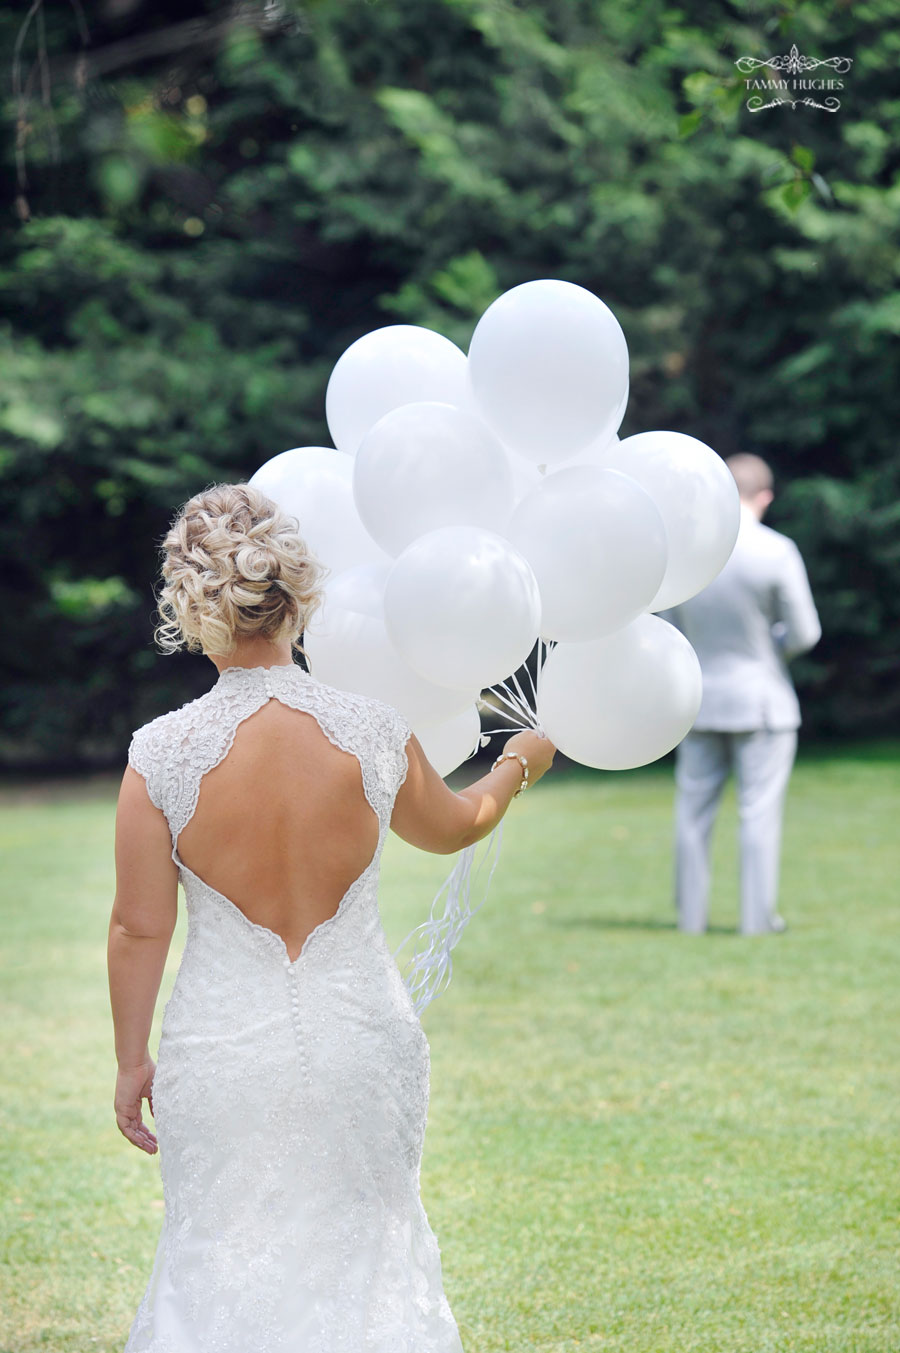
[1,748,898,1352]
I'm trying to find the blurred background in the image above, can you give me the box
[1,0,897,769]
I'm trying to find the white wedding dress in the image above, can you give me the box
[124,663,464,1352]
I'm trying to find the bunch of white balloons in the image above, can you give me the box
[250,279,740,775]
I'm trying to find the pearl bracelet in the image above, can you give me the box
[490,751,529,797]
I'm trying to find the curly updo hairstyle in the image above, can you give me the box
[155,483,326,657]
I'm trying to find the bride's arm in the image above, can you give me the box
[107,767,178,1153]
[390,729,555,855]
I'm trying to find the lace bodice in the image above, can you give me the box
[128,662,411,850]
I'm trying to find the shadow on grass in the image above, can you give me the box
[548,913,740,936]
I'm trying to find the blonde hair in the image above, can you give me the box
[726,453,773,500]
[155,483,325,656]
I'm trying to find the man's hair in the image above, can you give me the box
[725,453,773,500]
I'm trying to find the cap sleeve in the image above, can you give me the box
[393,708,413,795]
[127,724,165,812]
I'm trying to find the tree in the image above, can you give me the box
[1,0,897,765]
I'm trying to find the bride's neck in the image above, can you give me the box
[207,636,296,674]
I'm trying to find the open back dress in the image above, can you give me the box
[124,661,463,1353]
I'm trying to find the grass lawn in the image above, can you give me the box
[1,746,898,1352]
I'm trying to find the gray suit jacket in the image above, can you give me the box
[664,508,821,731]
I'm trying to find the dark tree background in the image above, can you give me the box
[1,0,898,767]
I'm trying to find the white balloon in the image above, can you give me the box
[353,402,514,556]
[416,705,483,777]
[384,526,541,690]
[500,456,546,533]
[250,447,386,575]
[613,380,630,433]
[510,454,543,495]
[304,564,474,725]
[508,467,668,641]
[467,279,629,465]
[561,428,622,470]
[537,616,702,770]
[326,325,468,456]
[604,431,741,611]
[557,387,628,470]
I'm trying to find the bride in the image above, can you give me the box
[108,482,554,1351]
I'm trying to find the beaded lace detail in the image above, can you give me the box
[123,665,463,1353]
[128,662,409,850]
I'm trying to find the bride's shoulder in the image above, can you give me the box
[127,686,218,771]
[307,676,411,747]
[303,679,411,802]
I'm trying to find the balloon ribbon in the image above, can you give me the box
[479,639,552,735]
[396,641,553,1015]
[395,823,504,1015]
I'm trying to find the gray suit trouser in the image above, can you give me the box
[674,729,798,935]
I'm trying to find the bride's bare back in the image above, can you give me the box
[176,701,379,961]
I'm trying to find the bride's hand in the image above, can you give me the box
[115,1058,158,1154]
[503,729,556,787]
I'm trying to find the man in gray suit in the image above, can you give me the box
[665,454,821,935]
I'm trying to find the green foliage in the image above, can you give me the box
[2,753,899,1348]
[0,0,898,763]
